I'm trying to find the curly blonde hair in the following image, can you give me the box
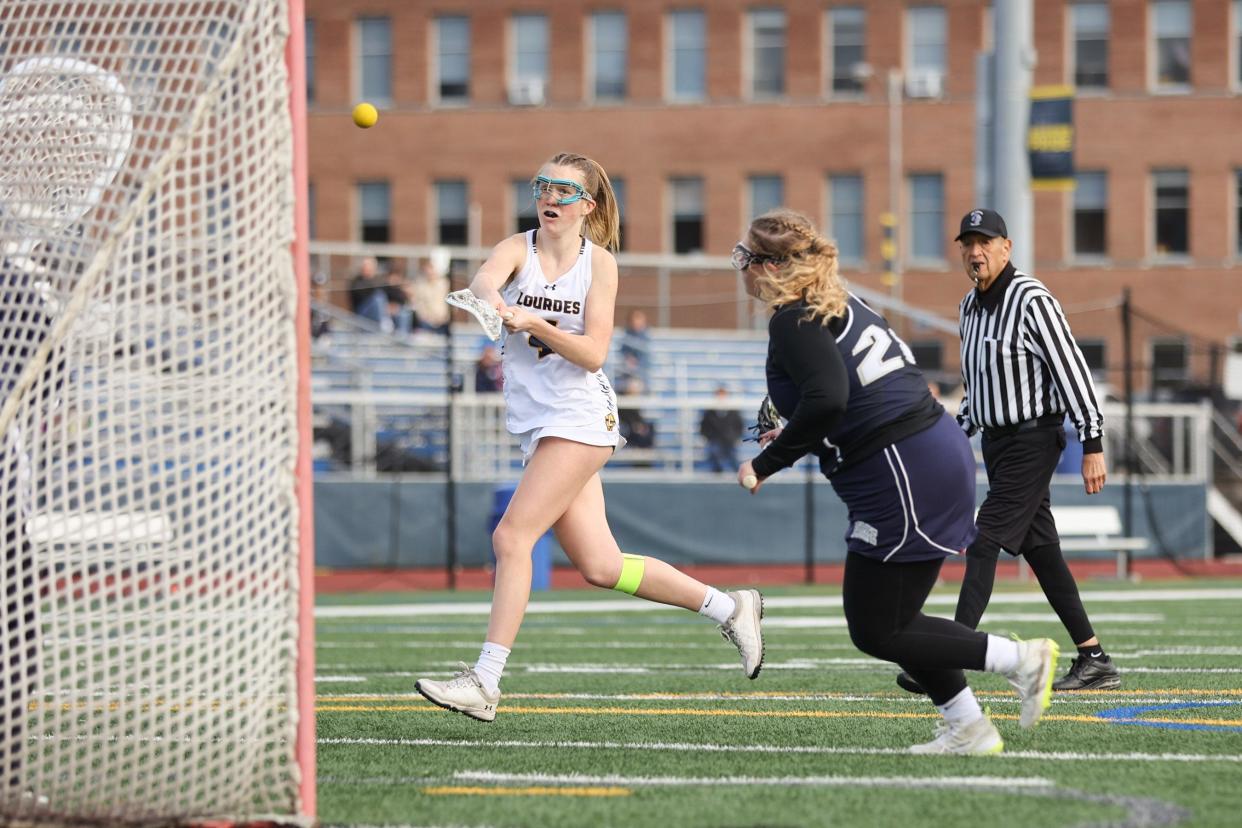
[746,209,847,325]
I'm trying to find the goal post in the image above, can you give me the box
[0,1,314,824]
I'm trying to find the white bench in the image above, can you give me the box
[1014,505,1148,580]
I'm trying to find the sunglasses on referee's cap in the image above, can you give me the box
[955,208,1008,242]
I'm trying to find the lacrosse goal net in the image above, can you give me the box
[0,0,314,823]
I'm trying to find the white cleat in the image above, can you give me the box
[909,715,1004,755]
[719,589,765,679]
[1004,637,1060,729]
[415,662,500,722]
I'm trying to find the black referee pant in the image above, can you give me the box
[955,422,1096,645]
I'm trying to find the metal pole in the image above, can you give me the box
[886,68,903,336]
[1121,288,1134,580]
[445,278,459,590]
[992,0,1034,272]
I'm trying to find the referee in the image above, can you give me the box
[898,208,1120,694]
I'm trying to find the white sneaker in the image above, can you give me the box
[909,715,1003,755]
[415,662,501,722]
[1004,637,1060,729]
[719,589,765,679]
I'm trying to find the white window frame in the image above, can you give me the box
[824,6,867,98]
[432,15,471,106]
[588,11,628,103]
[665,9,707,103]
[907,172,945,265]
[745,8,787,100]
[905,6,947,87]
[1068,2,1111,92]
[1070,170,1109,262]
[357,180,392,244]
[509,13,549,103]
[1148,336,1190,389]
[668,176,705,254]
[1232,0,1242,92]
[1149,0,1192,94]
[355,17,393,107]
[826,173,866,268]
[1150,168,1190,260]
[746,175,784,223]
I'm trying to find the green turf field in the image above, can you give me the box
[314,580,1242,828]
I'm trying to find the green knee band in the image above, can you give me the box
[613,553,645,595]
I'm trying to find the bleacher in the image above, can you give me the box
[311,323,770,473]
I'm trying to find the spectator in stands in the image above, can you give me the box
[699,384,743,472]
[475,343,503,393]
[310,270,332,341]
[410,258,451,334]
[348,256,390,331]
[736,208,1058,754]
[619,308,651,387]
[415,151,764,723]
[618,376,656,450]
[383,267,416,335]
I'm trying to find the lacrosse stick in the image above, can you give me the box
[0,56,135,264]
[446,288,505,342]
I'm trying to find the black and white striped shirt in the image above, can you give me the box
[957,263,1104,452]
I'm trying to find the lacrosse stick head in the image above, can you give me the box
[446,288,503,341]
[0,56,135,258]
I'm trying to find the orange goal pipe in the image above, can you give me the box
[286,0,316,818]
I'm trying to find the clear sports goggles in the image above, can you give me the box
[730,243,786,271]
[531,175,594,206]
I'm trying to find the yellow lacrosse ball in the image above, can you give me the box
[352,102,378,128]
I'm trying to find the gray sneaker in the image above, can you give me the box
[415,662,501,722]
[719,589,765,679]
[909,714,1003,755]
[1003,638,1059,729]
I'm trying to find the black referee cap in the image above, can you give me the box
[955,208,1008,241]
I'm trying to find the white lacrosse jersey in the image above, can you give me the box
[500,230,619,436]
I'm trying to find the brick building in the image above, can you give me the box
[305,0,1242,391]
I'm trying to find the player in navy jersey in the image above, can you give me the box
[734,209,1059,753]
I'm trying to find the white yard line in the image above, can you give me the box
[453,769,1054,789]
[315,588,1242,618]
[318,736,1242,764]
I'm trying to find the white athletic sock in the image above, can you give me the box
[984,634,1021,674]
[698,587,736,625]
[936,686,984,727]
[473,641,510,695]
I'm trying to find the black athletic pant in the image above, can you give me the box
[955,426,1095,645]
[842,552,988,705]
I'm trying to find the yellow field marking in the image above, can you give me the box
[422,785,629,798]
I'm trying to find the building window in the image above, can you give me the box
[827,174,864,266]
[748,9,786,98]
[668,10,706,101]
[1236,170,1242,256]
[305,18,315,103]
[436,16,470,103]
[906,5,946,94]
[358,181,391,243]
[1235,0,1242,88]
[1078,339,1107,380]
[827,7,866,95]
[1071,3,1109,89]
[358,17,392,106]
[670,177,704,254]
[1151,0,1191,89]
[612,177,627,251]
[513,179,539,234]
[908,173,944,261]
[511,14,549,104]
[591,12,628,100]
[436,180,468,246]
[748,175,783,221]
[1073,171,1108,257]
[1150,337,1189,390]
[1153,169,1189,256]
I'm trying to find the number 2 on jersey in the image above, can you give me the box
[852,323,915,386]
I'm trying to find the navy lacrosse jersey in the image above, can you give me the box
[752,293,942,479]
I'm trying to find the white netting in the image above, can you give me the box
[0,1,306,824]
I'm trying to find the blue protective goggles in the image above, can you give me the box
[531,175,594,206]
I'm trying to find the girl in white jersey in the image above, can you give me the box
[415,152,765,721]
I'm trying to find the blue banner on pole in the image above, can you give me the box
[1028,86,1074,190]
